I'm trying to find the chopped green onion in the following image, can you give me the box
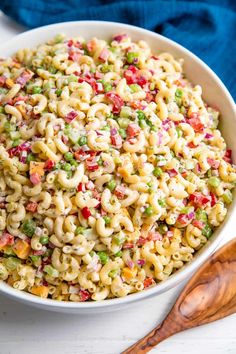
[75,226,85,235]
[26,153,36,163]
[144,206,153,216]
[118,117,130,129]
[104,82,112,92]
[153,167,163,177]
[12,139,20,147]
[120,106,132,118]
[97,251,109,265]
[22,219,36,237]
[107,179,116,191]
[54,34,65,43]
[4,121,15,132]
[64,152,74,162]
[127,52,138,64]
[137,110,146,120]
[196,209,208,222]
[109,269,118,278]
[222,190,233,204]
[30,255,41,266]
[130,84,141,93]
[4,257,21,270]
[68,75,78,83]
[118,128,127,139]
[0,107,5,114]
[159,223,168,234]
[114,251,122,257]
[62,163,72,171]
[55,89,62,96]
[9,131,20,140]
[44,265,59,277]
[208,176,220,188]
[175,88,183,98]
[158,199,166,207]
[103,216,111,225]
[78,136,87,146]
[40,236,49,245]
[32,86,42,94]
[176,127,183,138]
[202,224,213,239]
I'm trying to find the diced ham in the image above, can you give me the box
[166,169,178,177]
[16,69,34,87]
[30,172,41,185]
[98,48,109,62]
[0,232,14,248]
[105,92,124,114]
[113,34,128,42]
[111,134,123,148]
[26,202,38,213]
[147,231,162,241]
[65,111,78,123]
[114,185,126,199]
[207,158,220,169]
[127,124,140,138]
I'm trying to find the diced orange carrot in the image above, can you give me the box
[5,78,14,88]
[31,285,49,298]
[122,267,136,280]
[13,239,31,259]
[29,161,45,177]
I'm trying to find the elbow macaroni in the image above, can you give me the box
[0,33,235,302]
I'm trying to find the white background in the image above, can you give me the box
[0,11,235,354]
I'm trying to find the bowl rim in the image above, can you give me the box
[0,20,235,310]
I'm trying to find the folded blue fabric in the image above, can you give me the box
[1,0,235,100]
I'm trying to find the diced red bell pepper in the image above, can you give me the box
[177,214,190,225]
[123,243,134,249]
[189,192,211,207]
[192,219,204,229]
[187,141,198,148]
[143,277,154,288]
[127,124,140,138]
[105,92,124,114]
[79,289,91,302]
[223,149,232,164]
[77,182,86,192]
[86,158,99,172]
[81,207,91,219]
[210,192,217,207]
[26,202,38,213]
[44,159,55,171]
[188,116,204,132]
[136,75,147,88]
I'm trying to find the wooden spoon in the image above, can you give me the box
[122,238,236,354]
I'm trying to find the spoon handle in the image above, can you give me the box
[122,315,181,354]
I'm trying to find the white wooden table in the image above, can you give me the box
[0,12,235,354]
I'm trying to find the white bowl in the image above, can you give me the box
[0,21,235,314]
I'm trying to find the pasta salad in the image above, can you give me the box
[0,33,235,301]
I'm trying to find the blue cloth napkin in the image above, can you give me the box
[1,0,235,101]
